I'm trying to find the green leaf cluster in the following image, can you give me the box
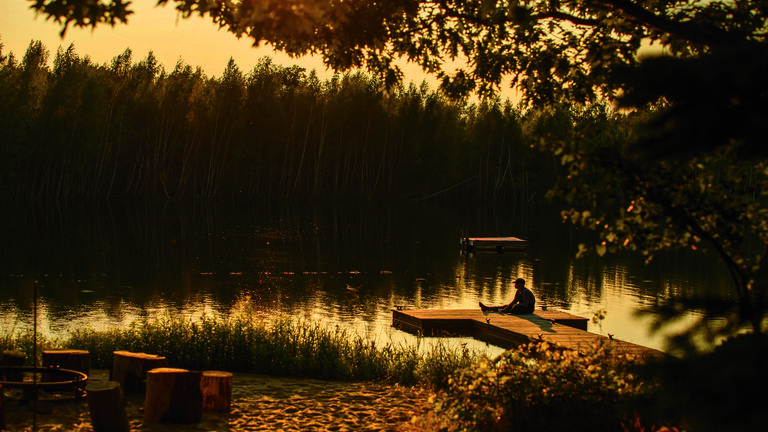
[28,1,768,103]
[545,43,768,346]
[415,341,655,432]
[646,333,768,432]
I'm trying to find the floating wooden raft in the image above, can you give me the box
[461,237,528,253]
[392,308,665,360]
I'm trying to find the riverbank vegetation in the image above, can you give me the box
[3,313,706,431]
[415,342,670,432]
[1,313,477,386]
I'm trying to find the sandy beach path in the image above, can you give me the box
[3,369,430,431]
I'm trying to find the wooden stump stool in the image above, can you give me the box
[110,351,167,395]
[1,383,6,431]
[144,368,202,424]
[201,370,233,412]
[86,381,129,432]
[1,350,25,382]
[43,349,91,378]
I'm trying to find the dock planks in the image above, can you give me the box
[392,308,665,360]
[460,237,528,253]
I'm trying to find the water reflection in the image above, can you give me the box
[0,200,731,354]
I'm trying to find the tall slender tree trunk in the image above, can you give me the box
[293,105,312,193]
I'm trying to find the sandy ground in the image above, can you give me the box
[2,369,430,431]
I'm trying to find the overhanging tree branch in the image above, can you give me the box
[593,0,749,47]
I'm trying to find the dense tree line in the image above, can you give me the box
[0,40,588,201]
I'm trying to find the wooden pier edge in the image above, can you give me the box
[392,308,665,360]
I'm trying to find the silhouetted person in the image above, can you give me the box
[479,278,535,314]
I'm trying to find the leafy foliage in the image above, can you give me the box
[612,43,768,161]
[28,1,768,102]
[30,0,134,36]
[545,103,768,347]
[413,341,658,432]
[641,333,768,432]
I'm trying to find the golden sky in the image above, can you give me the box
[0,1,332,77]
[1,1,517,100]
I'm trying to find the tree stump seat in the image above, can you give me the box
[1,350,25,382]
[1,383,6,431]
[42,349,91,379]
[86,381,129,432]
[110,351,168,395]
[201,370,233,412]
[144,367,203,424]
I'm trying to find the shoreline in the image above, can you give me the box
[3,369,430,431]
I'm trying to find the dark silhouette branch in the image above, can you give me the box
[593,0,748,47]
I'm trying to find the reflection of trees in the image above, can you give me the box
[101,295,125,321]
[451,212,732,313]
[0,199,732,339]
[0,199,462,303]
[555,249,732,312]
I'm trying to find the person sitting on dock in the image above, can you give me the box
[479,278,535,314]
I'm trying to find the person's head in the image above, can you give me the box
[514,278,525,289]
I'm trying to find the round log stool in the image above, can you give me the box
[110,351,167,395]
[86,381,129,432]
[1,350,25,382]
[144,368,203,424]
[1,383,6,431]
[201,370,233,412]
[42,349,91,379]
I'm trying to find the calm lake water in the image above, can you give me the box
[0,200,731,355]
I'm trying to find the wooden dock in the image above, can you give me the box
[460,236,528,253]
[392,308,665,360]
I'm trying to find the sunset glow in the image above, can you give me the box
[1,1,328,77]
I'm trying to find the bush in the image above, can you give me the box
[0,330,52,366]
[415,341,650,432]
[642,333,768,432]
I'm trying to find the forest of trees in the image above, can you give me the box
[0,39,616,202]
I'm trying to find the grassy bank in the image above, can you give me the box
[1,314,476,387]
[4,314,701,431]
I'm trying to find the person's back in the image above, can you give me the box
[479,278,535,314]
[516,287,535,314]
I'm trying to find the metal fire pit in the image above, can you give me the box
[0,366,88,400]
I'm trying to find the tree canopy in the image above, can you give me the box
[29,0,768,102]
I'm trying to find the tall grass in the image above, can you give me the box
[0,328,40,363]
[1,314,477,387]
